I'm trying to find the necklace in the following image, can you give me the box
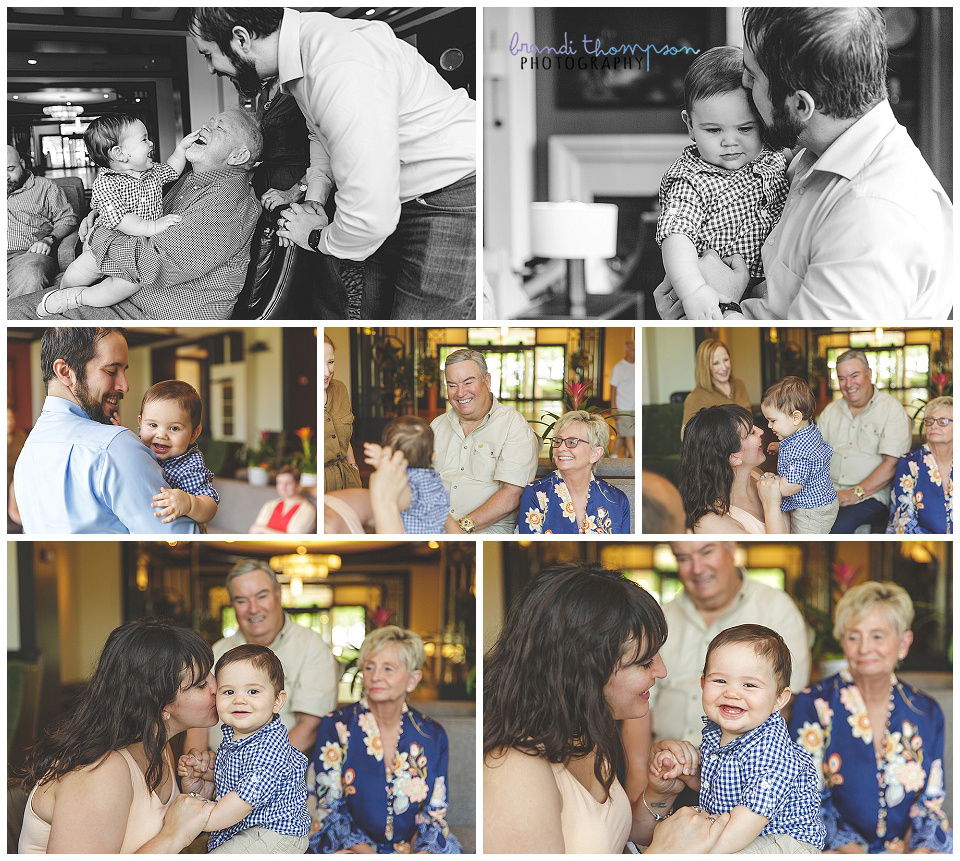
[260,78,280,112]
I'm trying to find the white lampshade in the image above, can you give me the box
[530,201,618,259]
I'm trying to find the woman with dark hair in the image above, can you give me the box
[19,618,219,853]
[679,404,788,534]
[483,564,729,853]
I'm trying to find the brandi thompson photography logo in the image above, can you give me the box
[509,31,700,71]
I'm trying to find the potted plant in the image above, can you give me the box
[293,427,317,486]
[244,430,273,486]
[531,379,634,454]
[802,560,859,677]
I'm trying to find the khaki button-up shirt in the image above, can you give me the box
[431,396,538,533]
[818,389,912,505]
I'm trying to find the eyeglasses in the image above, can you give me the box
[551,436,593,449]
[922,417,953,427]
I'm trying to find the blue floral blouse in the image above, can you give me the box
[515,471,630,534]
[887,445,953,534]
[307,700,461,854]
[789,671,951,853]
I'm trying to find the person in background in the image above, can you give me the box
[323,333,361,492]
[681,339,751,431]
[249,465,317,534]
[7,407,27,531]
[887,395,953,534]
[640,470,686,534]
[609,338,635,458]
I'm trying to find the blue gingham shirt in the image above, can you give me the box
[209,715,310,850]
[776,422,836,512]
[700,712,825,848]
[399,467,449,534]
[158,444,219,502]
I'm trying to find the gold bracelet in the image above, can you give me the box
[641,790,672,821]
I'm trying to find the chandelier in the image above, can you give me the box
[43,104,84,121]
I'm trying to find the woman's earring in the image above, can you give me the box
[162,712,170,720]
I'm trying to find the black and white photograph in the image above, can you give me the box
[483,8,952,321]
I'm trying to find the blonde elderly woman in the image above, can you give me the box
[516,410,630,534]
[888,395,953,534]
[308,627,461,854]
[788,582,951,853]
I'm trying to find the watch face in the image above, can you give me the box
[308,228,321,250]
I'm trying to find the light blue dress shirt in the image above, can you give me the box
[13,396,199,534]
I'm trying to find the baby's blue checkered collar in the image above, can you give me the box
[701,710,781,750]
[220,712,284,747]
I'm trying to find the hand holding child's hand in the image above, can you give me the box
[757,472,783,506]
[153,487,190,522]
[177,748,215,795]
[683,284,723,321]
[648,739,700,794]
[146,214,184,236]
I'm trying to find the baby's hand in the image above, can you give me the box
[766,440,780,455]
[153,487,191,522]
[683,284,723,321]
[178,129,202,151]
[145,214,183,236]
[177,749,215,794]
[649,739,700,792]
[363,442,384,468]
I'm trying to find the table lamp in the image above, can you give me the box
[530,201,619,317]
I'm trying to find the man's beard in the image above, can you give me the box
[74,375,121,425]
[7,173,26,195]
[225,48,263,98]
[762,101,805,150]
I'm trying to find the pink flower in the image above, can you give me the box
[371,606,394,628]
[831,561,859,590]
[563,380,592,410]
[931,373,948,394]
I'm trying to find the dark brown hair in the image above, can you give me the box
[22,619,213,792]
[703,623,792,692]
[40,327,126,386]
[382,415,434,469]
[761,376,816,421]
[83,114,140,169]
[139,380,202,430]
[484,564,668,795]
[216,643,284,694]
[684,46,750,114]
[679,404,754,529]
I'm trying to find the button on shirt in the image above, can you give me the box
[700,713,825,848]
[209,715,310,851]
[277,8,476,261]
[7,172,77,253]
[818,390,912,505]
[741,100,953,320]
[777,422,836,512]
[88,167,261,320]
[650,575,810,745]
[431,397,539,533]
[12,397,199,535]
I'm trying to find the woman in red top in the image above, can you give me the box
[249,465,317,534]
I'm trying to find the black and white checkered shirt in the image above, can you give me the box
[88,168,261,320]
[6,172,78,253]
[92,162,179,229]
[657,146,788,278]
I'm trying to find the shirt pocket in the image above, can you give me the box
[855,421,881,453]
[470,438,503,483]
[765,256,803,313]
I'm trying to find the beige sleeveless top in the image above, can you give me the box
[727,504,767,534]
[550,763,631,854]
[19,747,177,853]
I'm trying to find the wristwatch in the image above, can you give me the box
[458,516,476,534]
[719,301,742,316]
[852,485,866,501]
[307,228,322,252]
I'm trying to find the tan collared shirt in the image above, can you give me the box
[818,389,912,504]
[650,573,811,745]
[740,100,952,320]
[431,396,539,533]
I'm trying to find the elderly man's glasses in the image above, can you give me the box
[551,436,593,449]
[922,417,953,427]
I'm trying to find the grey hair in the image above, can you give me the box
[226,559,280,597]
[923,395,952,417]
[833,581,914,641]
[835,349,871,374]
[358,626,425,673]
[222,108,263,169]
[553,410,611,453]
[444,348,488,376]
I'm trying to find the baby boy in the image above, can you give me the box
[139,380,218,526]
[657,46,789,320]
[178,644,310,853]
[761,376,838,534]
[651,624,824,853]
